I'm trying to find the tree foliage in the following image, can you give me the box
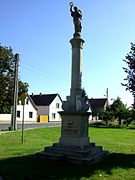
[99,107,113,126]
[0,44,29,113]
[122,42,135,108]
[0,45,14,113]
[81,87,88,103]
[99,97,129,126]
[125,109,135,126]
[111,97,128,125]
[18,81,29,105]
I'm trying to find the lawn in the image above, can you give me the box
[0,127,135,180]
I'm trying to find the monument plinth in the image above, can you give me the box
[59,111,90,148]
[37,3,108,164]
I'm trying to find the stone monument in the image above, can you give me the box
[37,2,108,164]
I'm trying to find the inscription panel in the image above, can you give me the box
[61,113,89,138]
[62,119,78,137]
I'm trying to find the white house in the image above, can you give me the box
[0,95,38,124]
[16,94,38,123]
[30,93,62,122]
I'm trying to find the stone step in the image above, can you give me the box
[37,151,64,161]
[52,142,96,150]
[66,150,108,165]
[44,145,103,158]
[36,150,108,165]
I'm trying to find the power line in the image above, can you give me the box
[20,63,69,84]
[20,59,69,82]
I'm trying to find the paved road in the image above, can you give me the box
[0,122,61,131]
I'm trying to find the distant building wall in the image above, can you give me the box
[16,104,37,123]
[37,106,49,115]
[0,114,11,124]
[49,95,62,122]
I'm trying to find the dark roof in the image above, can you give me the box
[30,94,61,106]
[27,94,38,110]
[88,98,108,114]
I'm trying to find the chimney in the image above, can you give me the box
[32,93,34,96]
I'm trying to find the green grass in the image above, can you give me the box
[0,127,135,180]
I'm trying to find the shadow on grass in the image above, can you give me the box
[0,153,135,180]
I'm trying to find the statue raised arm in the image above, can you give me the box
[69,2,82,37]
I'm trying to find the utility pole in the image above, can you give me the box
[106,88,108,101]
[106,88,109,107]
[104,88,109,107]
[11,53,19,130]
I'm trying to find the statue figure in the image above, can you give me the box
[76,95,82,111]
[70,2,82,37]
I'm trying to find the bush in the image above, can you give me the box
[1,126,12,131]
[107,121,117,127]
[122,119,127,125]
[127,121,135,129]
[8,126,13,131]
[89,121,105,127]
[89,120,135,129]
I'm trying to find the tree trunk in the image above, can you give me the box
[133,96,135,109]
[118,118,122,125]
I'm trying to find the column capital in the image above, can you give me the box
[70,37,85,49]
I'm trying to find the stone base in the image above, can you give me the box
[36,142,108,165]
[37,111,108,164]
[59,137,90,147]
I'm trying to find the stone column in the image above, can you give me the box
[62,37,89,113]
[70,37,84,109]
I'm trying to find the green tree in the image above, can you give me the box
[99,107,113,126]
[122,42,135,108]
[18,81,29,104]
[81,87,88,102]
[0,44,29,113]
[126,109,135,126]
[111,97,128,125]
[0,45,14,113]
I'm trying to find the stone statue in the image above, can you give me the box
[70,2,82,37]
[76,95,82,111]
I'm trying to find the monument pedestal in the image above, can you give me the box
[59,112,90,148]
[37,112,108,164]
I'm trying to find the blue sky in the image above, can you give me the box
[0,0,135,106]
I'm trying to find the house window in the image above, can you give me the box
[52,113,56,119]
[56,103,60,109]
[17,111,20,118]
[29,112,33,118]
[26,99,29,105]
